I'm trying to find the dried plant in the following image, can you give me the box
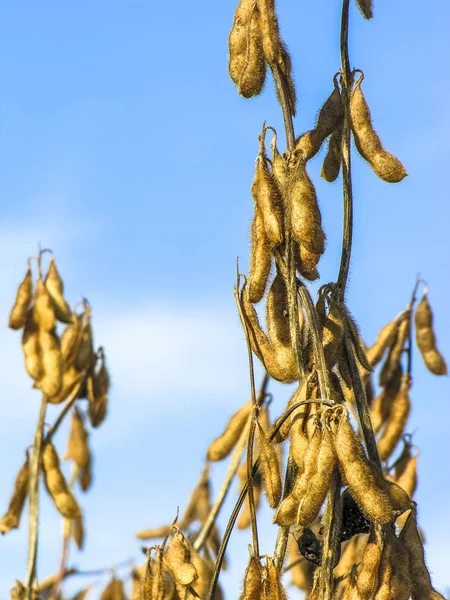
[1,1,448,599]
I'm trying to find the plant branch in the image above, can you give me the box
[24,396,48,599]
[406,278,421,376]
[337,0,354,297]
[272,454,298,571]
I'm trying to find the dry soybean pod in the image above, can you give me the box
[287,534,315,591]
[379,316,410,387]
[44,254,72,324]
[163,529,198,586]
[415,294,447,375]
[74,308,95,372]
[321,296,345,370]
[377,374,411,462]
[229,0,256,84]
[255,419,282,508]
[321,125,342,183]
[350,72,407,183]
[35,329,63,397]
[355,0,373,19]
[370,365,402,434]
[356,525,383,600]
[206,401,252,461]
[266,272,290,346]
[42,443,81,519]
[8,263,33,330]
[262,557,288,600]
[366,316,403,369]
[0,452,29,534]
[239,548,262,600]
[238,4,266,98]
[33,278,56,332]
[22,308,43,381]
[247,208,272,303]
[64,408,91,473]
[288,155,326,255]
[400,511,445,600]
[251,133,284,247]
[332,406,395,524]
[295,242,320,281]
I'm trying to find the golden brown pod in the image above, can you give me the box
[270,135,287,191]
[255,420,282,508]
[376,528,411,600]
[377,374,411,461]
[241,294,299,382]
[332,406,395,524]
[71,516,85,550]
[42,443,82,520]
[321,298,345,370]
[251,151,284,247]
[366,317,401,368]
[400,511,445,600]
[356,0,373,19]
[89,349,110,427]
[9,266,33,330]
[295,242,320,281]
[272,378,309,443]
[100,577,126,600]
[356,526,383,599]
[136,525,172,541]
[0,453,29,535]
[262,557,288,600]
[64,409,91,471]
[239,550,262,600]
[266,273,290,346]
[395,453,418,499]
[190,550,223,600]
[297,422,336,526]
[247,209,272,304]
[61,314,83,367]
[379,316,410,387]
[35,329,63,398]
[163,529,198,586]
[370,364,402,434]
[295,81,343,161]
[74,314,94,372]
[33,279,56,332]
[238,6,266,98]
[288,157,326,255]
[206,401,251,461]
[229,0,266,98]
[350,75,407,183]
[22,310,43,381]
[48,365,82,406]
[321,125,342,182]
[415,295,447,375]
[45,256,72,323]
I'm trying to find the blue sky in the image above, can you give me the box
[0,1,449,598]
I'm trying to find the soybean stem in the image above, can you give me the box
[24,396,48,599]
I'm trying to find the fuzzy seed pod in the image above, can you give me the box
[21,310,43,381]
[263,558,288,600]
[251,152,284,247]
[9,266,33,330]
[65,409,92,492]
[88,349,110,427]
[288,158,326,255]
[370,365,402,434]
[61,315,83,367]
[190,550,223,600]
[377,374,411,461]
[136,525,172,541]
[0,454,29,535]
[332,407,395,524]
[395,452,418,499]
[350,76,407,183]
[207,401,251,461]
[241,294,299,382]
[270,136,287,191]
[400,511,445,599]
[255,420,282,508]
[75,315,94,372]
[238,550,262,600]
[295,81,343,161]
[33,279,56,332]
[334,534,366,580]
[35,329,63,398]
[322,298,345,370]
[266,273,290,346]
[356,526,383,599]
[71,516,85,550]
[295,243,320,281]
[415,295,447,375]
[47,365,82,406]
[45,256,72,324]
[366,318,401,368]
[356,0,373,19]
[163,529,198,586]
[229,0,266,98]
[43,443,82,520]
[297,423,336,526]
[100,577,127,600]
[272,379,309,443]
[321,125,342,182]
[375,528,411,600]
[247,209,272,303]
[379,317,410,387]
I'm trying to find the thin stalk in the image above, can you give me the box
[193,374,269,552]
[337,0,354,297]
[272,455,298,571]
[406,279,420,376]
[270,66,295,151]
[320,472,343,600]
[24,396,48,599]
[44,375,87,445]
